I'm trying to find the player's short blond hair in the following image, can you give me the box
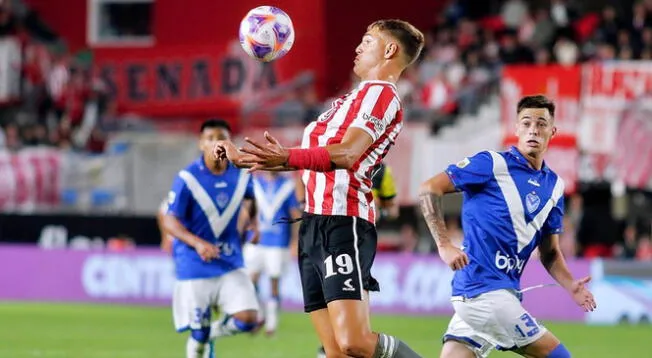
[368,19,425,66]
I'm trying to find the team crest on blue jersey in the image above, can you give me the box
[525,192,540,214]
[216,192,230,209]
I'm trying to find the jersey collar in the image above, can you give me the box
[357,80,397,89]
[508,146,550,173]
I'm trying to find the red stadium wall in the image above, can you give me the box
[24,0,87,51]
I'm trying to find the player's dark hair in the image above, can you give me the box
[200,118,231,133]
[368,19,425,66]
[517,95,555,118]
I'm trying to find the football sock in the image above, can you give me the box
[186,337,210,358]
[372,333,422,358]
[265,296,280,332]
[547,343,571,358]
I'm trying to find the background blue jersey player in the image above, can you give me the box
[243,171,302,336]
[419,95,596,358]
[162,119,261,358]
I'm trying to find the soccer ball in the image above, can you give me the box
[239,6,295,62]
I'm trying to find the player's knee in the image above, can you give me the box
[546,343,571,358]
[334,333,372,357]
[190,327,211,344]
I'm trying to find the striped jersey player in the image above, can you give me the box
[214,19,426,358]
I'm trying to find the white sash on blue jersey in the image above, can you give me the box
[254,178,295,223]
[488,151,565,253]
[178,169,250,238]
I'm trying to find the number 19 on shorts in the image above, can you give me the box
[324,254,354,278]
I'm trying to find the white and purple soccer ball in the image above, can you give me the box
[239,6,295,62]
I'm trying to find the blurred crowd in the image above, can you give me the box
[276,0,652,132]
[0,0,115,154]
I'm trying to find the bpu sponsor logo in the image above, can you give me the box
[495,250,525,274]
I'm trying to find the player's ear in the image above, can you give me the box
[551,126,557,137]
[384,42,398,59]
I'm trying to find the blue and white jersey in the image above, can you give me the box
[253,174,300,248]
[167,156,254,280]
[445,147,565,299]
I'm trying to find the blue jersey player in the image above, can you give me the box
[419,95,596,358]
[243,171,302,336]
[162,119,261,358]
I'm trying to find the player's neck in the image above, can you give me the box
[519,149,544,170]
[361,65,400,84]
[203,155,228,175]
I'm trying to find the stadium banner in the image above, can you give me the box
[0,246,595,322]
[0,148,62,212]
[501,65,581,136]
[578,61,652,154]
[93,43,319,120]
[577,61,652,189]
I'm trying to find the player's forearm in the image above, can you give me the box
[323,143,363,170]
[162,215,204,248]
[418,191,451,247]
[541,248,575,291]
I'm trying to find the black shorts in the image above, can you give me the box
[298,213,380,313]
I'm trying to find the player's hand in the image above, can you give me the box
[212,140,258,167]
[194,240,220,262]
[239,131,289,172]
[569,276,597,312]
[438,243,469,271]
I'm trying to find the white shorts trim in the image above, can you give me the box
[443,289,547,357]
[243,243,290,278]
[172,269,259,332]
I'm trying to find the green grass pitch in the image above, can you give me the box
[0,302,646,357]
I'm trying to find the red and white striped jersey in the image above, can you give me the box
[300,80,403,224]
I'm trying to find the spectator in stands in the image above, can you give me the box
[3,122,22,151]
[630,1,651,36]
[614,224,639,260]
[534,47,553,65]
[554,36,580,65]
[501,0,528,30]
[636,235,652,261]
[594,5,622,45]
[550,0,579,40]
[0,0,17,37]
[529,8,557,49]
[498,29,534,64]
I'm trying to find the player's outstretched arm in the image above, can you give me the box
[236,128,375,173]
[419,172,468,270]
[161,214,219,261]
[539,234,597,312]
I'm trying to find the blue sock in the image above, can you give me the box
[547,343,571,358]
[208,341,215,358]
